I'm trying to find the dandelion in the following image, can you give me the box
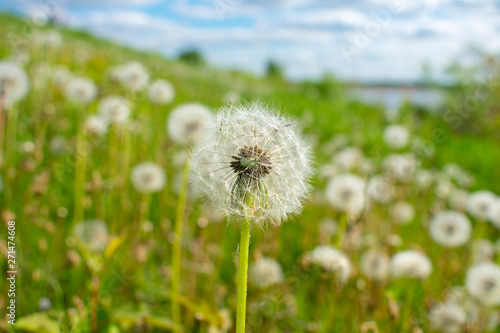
[131,162,166,193]
[0,61,29,106]
[148,79,175,105]
[390,250,432,280]
[488,198,500,228]
[448,189,469,211]
[64,77,97,105]
[428,303,466,333]
[190,102,312,333]
[72,220,109,252]
[465,263,500,306]
[366,175,395,204]
[167,103,214,146]
[383,124,409,149]
[360,249,390,281]
[467,190,496,221]
[333,147,363,171]
[308,245,351,283]
[391,201,415,225]
[97,96,130,125]
[249,257,284,289]
[53,65,73,88]
[414,169,434,189]
[113,61,149,92]
[85,116,108,136]
[383,153,418,182]
[429,211,472,247]
[325,174,366,217]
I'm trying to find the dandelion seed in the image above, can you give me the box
[325,174,366,217]
[131,162,166,193]
[190,102,313,226]
[429,211,471,247]
[97,96,130,125]
[167,103,214,146]
[467,191,496,221]
[383,124,409,149]
[0,61,29,106]
[72,219,109,253]
[65,77,97,105]
[390,250,432,280]
[249,257,284,289]
[148,79,175,105]
[465,262,500,306]
[429,303,466,333]
[360,249,390,281]
[366,175,395,204]
[308,245,351,283]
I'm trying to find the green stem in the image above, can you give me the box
[74,125,87,225]
[171,160,191,329]
[236,220,251,333]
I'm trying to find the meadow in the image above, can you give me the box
[1,12,500,333]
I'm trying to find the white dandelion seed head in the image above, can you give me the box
[429,211,472,248]
[249,257,284,289]
[448,189,469,211]
[85,116,109,136]
[131,162,166,193]
[72,219,109,252]
[0,61,29,105]
[167,103,214,146]
[113,61,149,92]
[308,245,351,283]
[488,199,500,228]
[190,103,313,227]
[148,79,175,105]
[391,201,415,225]
[360,249,390,281]
[465,263,500,306]
[325,174,366,217]
[471,239,495,264]
[97,96,131,125]
[467,191,496,221]
[383,124,409,149]
[429,303,466,333]
[383,153,418,182]
[65,77,97,105]
[366,175,395,204]
[390,250,432,280]
[435,177,455,199]
[333,147,363,171]
[414,169,434,189]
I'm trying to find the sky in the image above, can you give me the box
[1,0,499,82]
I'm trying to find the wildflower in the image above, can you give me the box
[429,303,466,333]
[383,153,418,182]
[325,174,366,217]
[190,102,312,226]
[249,257,284,289]
[64,77,97,105]
[465,263,500,306]
[333,147,363,171]
[360,249,390,281]
[131,162,166,193]
[148,79,175,105]
[467,191,496,221]
[429,211,471,247]
[308,245,350,283]
[112,61,149,92]
[0,61,29,106]
[390,250,432,280]
[85,116,108,136]
[391,201,415,225]
[97,96,130,125]
[366,175,395,204]
[72,220,109,252]
[167,103,214,146]
[383,124,409,149]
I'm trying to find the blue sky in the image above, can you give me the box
[1,0,499,82]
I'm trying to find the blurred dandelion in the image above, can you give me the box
[112,61,149,92]
[64,77,97,105]
[98,96,131,125]
[73,219,109,253]
[325,174,366,217]
[390,250,432,280]
[429,211,471,247]
[0,61,29,106]
[167,103,214,146]
[383,124,409,150]
[428,303,466,333]
[360,249,390,281]
[465,263,500,306]
[148,79,175,105]
[249,257,284,289]
[131,162,166,194]
[467,190,496,221]
[307,245,351,283]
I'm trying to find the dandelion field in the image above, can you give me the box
[2,12,500,333]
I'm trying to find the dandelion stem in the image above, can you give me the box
[236,219,251,333]
[74,125,87,225]
[171,159,190,329]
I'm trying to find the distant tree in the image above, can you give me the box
[266,60,283,79]
[178,49,205,66]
